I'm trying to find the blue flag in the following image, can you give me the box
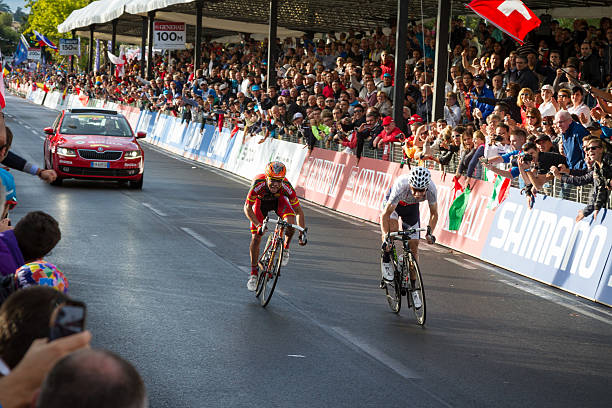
[13,35,29,66]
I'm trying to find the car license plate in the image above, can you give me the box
[91,162,109,168]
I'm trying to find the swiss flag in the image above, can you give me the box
[466,0,541,45]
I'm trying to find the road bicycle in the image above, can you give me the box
[255,217,306,307]
[382,228,427,325]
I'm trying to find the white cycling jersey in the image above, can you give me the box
[384,174,438,207]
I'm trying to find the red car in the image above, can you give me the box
[43,108,146,189]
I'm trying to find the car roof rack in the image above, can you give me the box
[67,108,118,115]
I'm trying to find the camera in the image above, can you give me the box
[494,135,504,142]
[523,153,533,163]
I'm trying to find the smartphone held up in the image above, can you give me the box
[49,300,87,340]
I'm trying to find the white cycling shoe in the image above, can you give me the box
[411,291,422,309]
[281,248,290,267]
[381,262,394,282]
[247,275,258,292]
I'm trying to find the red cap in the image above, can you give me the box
[382,116,393,126]
[408,114,423,125]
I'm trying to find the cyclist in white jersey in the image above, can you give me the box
[380,167,438,306]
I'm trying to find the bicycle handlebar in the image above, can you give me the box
[264,217,306,233]
[388,228,428,240]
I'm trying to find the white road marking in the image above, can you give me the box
[180,227,216,248]
[328,326,422,380]
[39,136,45,140]
[463,258,498,271]
[444,257,477,270]
[23,125,31,130]
[498,279,612,326]
[287,354,306,358]
[141,202,167,217]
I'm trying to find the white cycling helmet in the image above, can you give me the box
[408,166,431,190]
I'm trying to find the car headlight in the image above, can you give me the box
[56,147,77,157]
[124,150,142,159]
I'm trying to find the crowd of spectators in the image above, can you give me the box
[7,16,612,214]
[0,117,147,406]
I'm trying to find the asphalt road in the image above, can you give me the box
[4,94,612,408]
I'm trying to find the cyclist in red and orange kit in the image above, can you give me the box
[244,161,307,291]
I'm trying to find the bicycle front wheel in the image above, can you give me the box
[259,239,282,307]
[384,258,402,314]
[255,236,274,298]
[408,253,426,325]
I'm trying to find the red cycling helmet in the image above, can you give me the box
[265,161,286,180]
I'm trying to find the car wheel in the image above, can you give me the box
[129,175,143,190]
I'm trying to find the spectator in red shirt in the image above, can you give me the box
[380,51,395,83]
[372,116,405,160]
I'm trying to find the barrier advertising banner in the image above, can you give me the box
[295,148,497,258]
[481,189,612,301]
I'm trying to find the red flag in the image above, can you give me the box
[466,0,541,45]
[230,124,239,138]
[0,67,6,110]
[218,113,224,134]
[451,176,464,201]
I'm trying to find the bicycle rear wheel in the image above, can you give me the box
[384,257,402,314]
[407,253,426,325]
[259,239,282,307]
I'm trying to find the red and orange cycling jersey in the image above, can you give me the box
[245,173,301,208]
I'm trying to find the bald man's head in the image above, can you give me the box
[37,348,147,408]
[554,110,573,132]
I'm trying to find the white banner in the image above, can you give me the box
[153,22,186,50]
[59,39,80,56]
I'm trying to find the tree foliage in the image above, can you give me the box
[0,12,18,54]
[0,0,10,13]
[13,7,27,24]
[24,0,93,44]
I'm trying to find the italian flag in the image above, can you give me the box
[488,175,510,209]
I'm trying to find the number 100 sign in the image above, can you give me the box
[153,21,186,50]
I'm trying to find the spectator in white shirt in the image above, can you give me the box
[538,84,559,118]
[444,92,462,127]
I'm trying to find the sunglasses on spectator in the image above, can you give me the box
[585,145,602,151]
[527,116,537,119]
[558,94,569,98]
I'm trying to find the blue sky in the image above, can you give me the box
[4,0,27,12]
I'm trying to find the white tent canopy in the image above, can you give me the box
[59,0,304,38]
[124,0,197,14]
[58,0,132,33]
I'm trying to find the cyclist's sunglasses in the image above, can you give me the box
[412,187,427,193]
[267,177,283,183]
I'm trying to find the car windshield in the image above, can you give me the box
[59,114,133,137]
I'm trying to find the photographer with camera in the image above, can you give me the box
[551,136,612,221]
[481,128,528,179]
[516,141,568,207]
[355,110,383,159]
